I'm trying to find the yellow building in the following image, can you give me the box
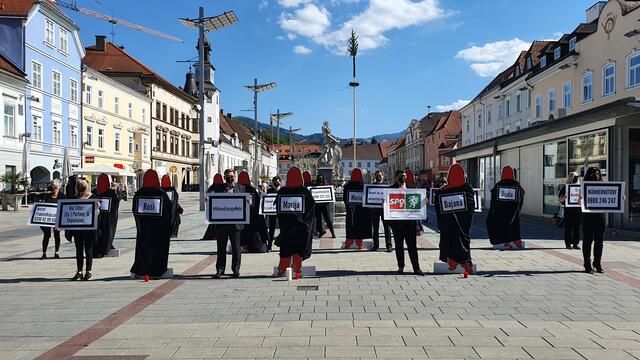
[81,65,151,189]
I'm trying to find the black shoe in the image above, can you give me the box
[573,245,581,250]
[566,245,572,250]
[40,254,47,260]
[397,268,404,274]
[593,263,604,273]
[232,272,240,278]
[370,246,379,252]
[584,265,594,274]
[70,272,83,281]
[386,247,393,253]
[267,246,272,252]
[414,269,425,276]
[318,231,326,238]
[54,253,60,259]
[83,272,92,281]
[212,271,224,279]
[331,233,336,238]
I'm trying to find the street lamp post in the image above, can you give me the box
[270,109,293,157]
[348,30,359,165]
[180,7,238,211]
[244,80,277,183]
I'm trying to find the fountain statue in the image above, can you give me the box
[317,121,343,180]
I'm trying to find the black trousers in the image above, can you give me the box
[564,214,581,247]
[582,215,605,267]
[41,227,61,253]
[392,223,420,271]
[74,232,95,272]
[268,216,277,247]
[315,204,335,235]
[371,208,391,248]
[215,227,241,274]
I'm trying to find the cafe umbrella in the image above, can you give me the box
[61,147,71,186]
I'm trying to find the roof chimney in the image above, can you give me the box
[95,35,107,52]
[227,113,232,119]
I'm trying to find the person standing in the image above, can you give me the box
[370,170,391,252]
[558,172,581,250]
[314,174,336,238]
[486,166,525,250]
[212,169,246,279]
[161,175,183,238]
[238,171,268,253]
[70,179,99,281]
[582,167,606,274]
[202,174,224,241]
[342,168,372,250]
[388,170,424,276]
[93,174,120,258]
[40,179,65,260]
[267,176,281,251]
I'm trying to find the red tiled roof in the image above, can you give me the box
[0,1,71,22]
[378,141,392,158]
[0,53,25,77]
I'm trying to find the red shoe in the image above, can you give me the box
[343,239,354,249]
[292,255,302,274]
[448,259,458,270]
[463,262,474,274]
[277,257,291,277]
[295,272,301,280]
[514,240,523,249]
[506,242,513,250]
[355,240,363,251]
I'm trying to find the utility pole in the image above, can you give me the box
[244,80,276,183]
[348,30,359,165]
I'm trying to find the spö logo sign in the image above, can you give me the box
[389,193,421,210]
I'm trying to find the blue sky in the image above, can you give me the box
[67,0,595,138]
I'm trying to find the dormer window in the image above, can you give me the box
[569,37,577,51]
[515,67,520,76]
[541,56,547,68]
[554,47,561,60]
[526,57,532,69]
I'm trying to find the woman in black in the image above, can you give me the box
[40,179,65,260]
[558,172,581,250]
[314,174,335,238]
[70,179,99,281]
[582,167,606,274]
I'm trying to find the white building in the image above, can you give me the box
[0,55,28,180]
[341,143,383,180]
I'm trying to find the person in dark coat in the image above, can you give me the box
[370,170,391,252]
[93,173,120,258]
[303,171,313,186]
[558,171,581,250]
[486,166,525,249]
[130,170,173,278]
[582,167,607,274]
[69,179,100,281]
[342,168,372,250]
[435,164,475,273]
[40,179,65,260]
[238,171,268,253]
[212,169,246,279]
[388,170,424,276]
[161,175,183,238]
[202,174,224,241]
[267,176,282,251]
[275,167,316,279]
[314,174,336,238]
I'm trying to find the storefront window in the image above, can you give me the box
[628,129,640,228]
[543,141,567,215]
[568,131,607,178]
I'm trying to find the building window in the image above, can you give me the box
[155,101,161,119]
[45,18,54,46]
[98,90,104,108]
[367,162,371,168]
[563,82,572,109]
[540,56,547,68]
[543,141,567,215]
[114,132,121,152]
[487,105,492,124]
[52,121,61,145]
[142,108,146,123]
[349,161,352,168]
[505,97,511,117]
[162,134,167,152]
[52,71,61,96]
[603,62,615,96]
[59,28,68,54]
[527,88,532,108]
[516,92,521,113]
[31,62,42,89]
[143,138,148,155]
[85,85,92,105]
[548,88,556,112]
[128,103,133,119]
[515,120,521,131]
[535,95,542,118]
[70,79,78,103]
[526,57,532,69]
[155,132,160,149]
[3,104,15,137]
[569,37,576,51]
[170,136,174,154]
[554,47,561,60]
[32,116,42,141]
[114,97,120,114]
[628,52,640,88]
[162,104,167,121]
[207,116,212,123]
[98,128,104,149]
[466,120,470,132]
[128,135,134,154]
[582,72,593,102]
[86,125,93,147]
[70,125,77,148]
[170,107,174,124]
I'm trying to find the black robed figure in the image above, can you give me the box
[202,174,224,241]
[238,171,268,253]
[93,173,120,258]
[342,168,372,250]
[435,164,475,273]
[275,167,316,279]
[486,166,525,249]
[161,174,183,238]
[131,169,172,278]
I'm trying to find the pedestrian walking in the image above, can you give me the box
[558,171,581,250]
[40,179,65,260]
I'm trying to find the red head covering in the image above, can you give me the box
[444,163,466,189]
[302,171,312,185]
[501,166,514,180]
[406,169,415,186]
[238,171,251,186]
[213,173,223,185]
[161,174,171,188]
[97,173,110,194]
[286,167,303,188]
[142,169,160,189]
[351,168,363,183]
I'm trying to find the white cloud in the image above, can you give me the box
[456,38,530,77]
[278,0,311,7]
[259,0,269,10]
[552,31,563,39]
[435,99,470,112]
[278,0,455,55]
[293,45,312,54]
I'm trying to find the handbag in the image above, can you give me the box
[551,206,565,227]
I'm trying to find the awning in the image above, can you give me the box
[73,164,136,177]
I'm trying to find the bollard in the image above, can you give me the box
[285,268,292,281]
[463,272,468,279]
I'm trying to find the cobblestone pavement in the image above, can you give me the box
[1,193,640,359]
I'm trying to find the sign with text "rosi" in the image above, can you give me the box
[383,188,427,220]
[581,181,625,213]
[259,193,278,215]
[55,199,99,230]
[309,186,335,203]
[134,197,163,216]
[438,192,468,214]
[497,186,518,202]
[277,195,305,213]
[347,190,363,205]
[28,203,58,227]
[362,184,388,208]
[565,184,581,208]
[206,193,250,224]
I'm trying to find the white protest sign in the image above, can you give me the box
[438,192,468,214]
[382,188,427,220]
[165,190,175,202]
[429,188,438,206]
[309,186,335,203]
[581,181,625,213]
[565,184,581,208]
[347,191,363,205]
[362,184,388,208]
[473,188,482,212]
[98,197,111,212]
[28,203,58,227]
[259,193,277,215]
[497,186,517,201]
[56,199,99,230]
[278,195,304,213]
[135,197,162,216]
[206,193,250,224]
